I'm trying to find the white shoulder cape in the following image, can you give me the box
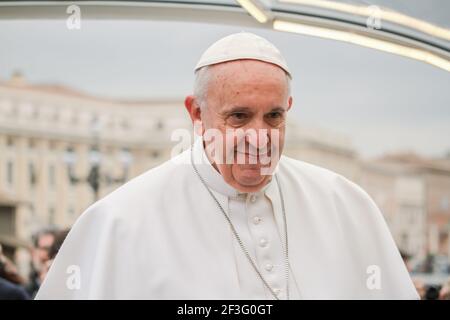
[36,145,418,299]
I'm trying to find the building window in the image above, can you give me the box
[401,233,409,249]
[29,162,37,186]
[91,114,101,133]
[151,150,160,158]
[64,146,76,186]
[49,164,56,188]
[28,139,35,149]
[49,141,57,150]
[29,203,35,219]
[6,136,14,147]
[48,207,55,225]
[7,161,14,186]
[440,196,449,212]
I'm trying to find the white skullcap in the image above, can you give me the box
[194,32,292,79]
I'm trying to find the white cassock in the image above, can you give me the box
[36,138,418,299]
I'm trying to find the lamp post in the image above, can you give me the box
[64,145,133,201]
[63,118,133,201]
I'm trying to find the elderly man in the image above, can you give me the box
[36,32,418,300]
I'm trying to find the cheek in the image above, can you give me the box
[201,109,222,131]
[266,127,286,154]
[278,132,286,150]
[216,164,234,180]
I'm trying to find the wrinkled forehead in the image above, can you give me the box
[206,60,289,102]
[210,59,288,81]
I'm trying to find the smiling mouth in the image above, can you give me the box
[235,150,269,157]
[234,146,271,157]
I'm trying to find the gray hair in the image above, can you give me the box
[193,65,291,110]
[193,66,212,110]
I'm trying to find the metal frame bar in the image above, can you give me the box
[0,1,448,71]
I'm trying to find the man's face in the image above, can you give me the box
[35,233,54,264]
[194,59,292,193]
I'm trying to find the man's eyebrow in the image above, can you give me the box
[221,106,286,115]
[266,107,286,113]
[221,106,253,115]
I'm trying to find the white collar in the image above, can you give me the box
[191,137,274,199]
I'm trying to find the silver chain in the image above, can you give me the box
[190,145,290,300]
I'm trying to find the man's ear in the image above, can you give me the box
[184,95,202,123]
[184,95,204,135]
[287,96,293,111]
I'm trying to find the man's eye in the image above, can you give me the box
[266,112,284,121]
[267,112,281,118]
[231,113,248,120]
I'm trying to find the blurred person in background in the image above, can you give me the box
[424,284,441,300]
[26,228,57,297]
[0,245,30,300]
[412,278,426,300]
[38,229,70,284]
[439,278,450,300]
[399,250,412,272]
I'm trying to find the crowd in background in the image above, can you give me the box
[0,228,69,299]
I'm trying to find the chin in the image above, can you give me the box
[234,174,269,192]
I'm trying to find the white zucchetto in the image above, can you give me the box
[194,32,292,78]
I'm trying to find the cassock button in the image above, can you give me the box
[250,194,257,203]
[259,238,268,247]
[265,263,273,271]
[253,216,262,225]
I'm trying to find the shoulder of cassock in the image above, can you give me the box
[279,155,418,299]
[35,150,418,299]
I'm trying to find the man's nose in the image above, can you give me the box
[244,127,270,149]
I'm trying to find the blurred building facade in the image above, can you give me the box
[361,154,450,270]
[0,73,191,276]
[0,74,449,276]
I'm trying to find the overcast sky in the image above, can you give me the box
[0,13,449,159]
